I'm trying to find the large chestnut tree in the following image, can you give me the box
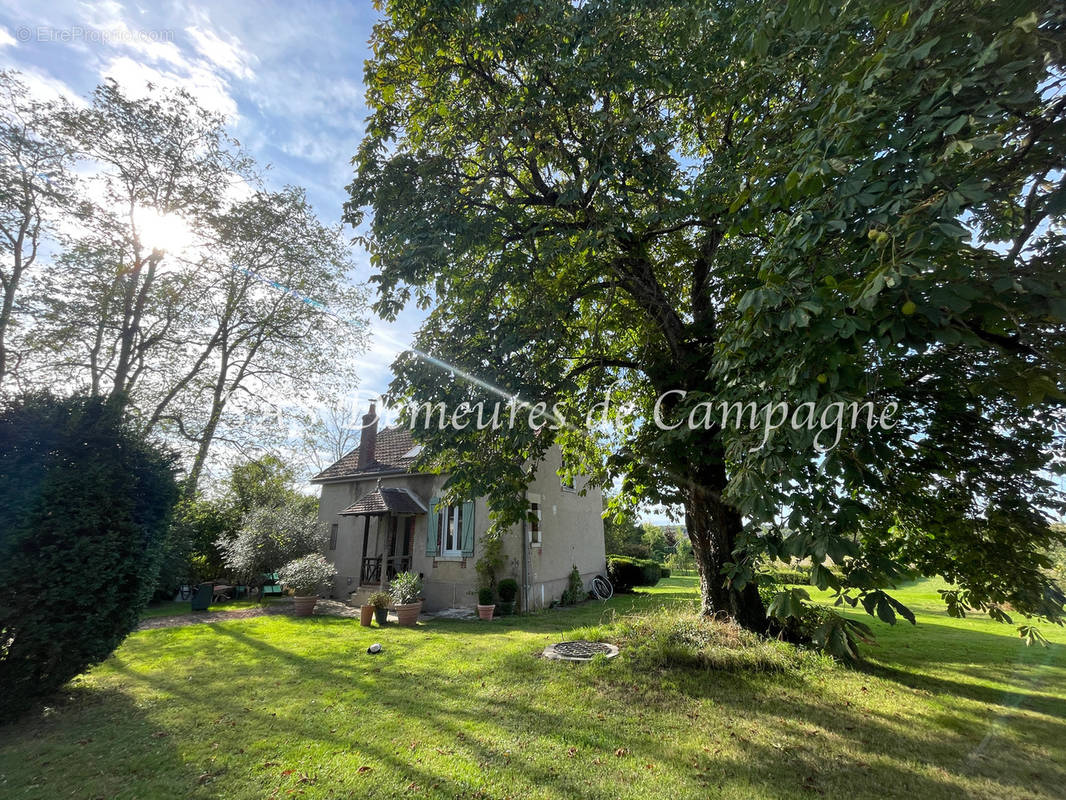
[348,0,1065,646]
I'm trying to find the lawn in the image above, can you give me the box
[0,577,1063,799]
[138,597,264,619]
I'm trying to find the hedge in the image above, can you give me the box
[0,393,179,721]
[607,555,664,592]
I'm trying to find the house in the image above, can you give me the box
[311,404,607,611]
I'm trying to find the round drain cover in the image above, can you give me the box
[542,640,619,661]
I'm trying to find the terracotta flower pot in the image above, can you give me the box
[374,607,389,626]
[360,604,374,627]
[394,601,422,626]
[293,596,318,617]
[476,603,495,621]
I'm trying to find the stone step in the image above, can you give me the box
[348,585,388,608]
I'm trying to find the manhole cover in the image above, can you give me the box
[542,640,619,661]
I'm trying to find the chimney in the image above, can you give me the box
[357,402,378,469]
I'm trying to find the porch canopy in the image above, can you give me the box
[339,485,427,516]
[339,484,426,587]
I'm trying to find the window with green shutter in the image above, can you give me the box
[427,498,475,558]
[460,500,475,556]
[426,496,440,557]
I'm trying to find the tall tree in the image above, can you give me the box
[0,72,74,389]
[18,78,364,490]
[349,0,1065,639]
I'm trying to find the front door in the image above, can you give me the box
[386,516,414,579]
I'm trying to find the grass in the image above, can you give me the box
[0,577,1063,799]
[139,597,265,619]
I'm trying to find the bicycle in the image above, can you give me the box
[591,574,613,601]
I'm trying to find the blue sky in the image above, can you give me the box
[0,0,420,398]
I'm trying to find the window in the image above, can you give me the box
[329,523,338,551]
[528,493,542,547]
[436,503,465,557]
[560,474,575,492]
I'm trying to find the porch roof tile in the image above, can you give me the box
[339,486,427,516]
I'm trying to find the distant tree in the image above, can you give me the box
[668,537,696,573]
[603,497,649,558]
[641,524,672,563]
[228,454,317,517]
[0,393,178,720]
[300,398,362,475]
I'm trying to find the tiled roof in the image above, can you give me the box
[310,426,419,482]
[340,486,428,516]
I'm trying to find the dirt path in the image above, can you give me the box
[136,598,361,630]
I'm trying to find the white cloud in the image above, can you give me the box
[185,25,255,81]
[100,54,238,118]
[0,27,15,48]
[13,67,86,105]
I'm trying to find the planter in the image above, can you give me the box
[359,604,374,627]
[476,603,495,621]
[293,596,318,617]
[374,607,389,626]
[394,601,422,627]
[497,600,515,616]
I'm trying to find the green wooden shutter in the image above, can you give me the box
[426,497,440,557]
[460,500,475,557]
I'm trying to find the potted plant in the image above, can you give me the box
[358,598,374,627]
[496,577,518,615]
[476,587,495,620]
[389,571,423,626]
[368,591,391,626]
[278,554,336,617]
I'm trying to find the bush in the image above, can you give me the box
[368,591,392,609]
[278,553,336,596]
[607,555,663,592]
[389,571,423,604]
[0,394,179,721]
[497,577,518,602]
[660,566,671,579]
[217,504,328,592]
[560,565,584,605]
[477,587,494,605]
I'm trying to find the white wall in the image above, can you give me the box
[315,445,606,611]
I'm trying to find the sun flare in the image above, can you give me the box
[133,206,197,257]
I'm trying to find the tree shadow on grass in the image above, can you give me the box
[111,617,1065,799]
[0,686,205,799]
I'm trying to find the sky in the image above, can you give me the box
[0,0,421,400]
[0,0,677,524]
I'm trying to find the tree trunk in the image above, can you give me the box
[684,465,767,632]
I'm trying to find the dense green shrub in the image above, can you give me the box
[607,555,663,592]
[660,566,671,579]
[0,394,179,721]
[497,578,518,602]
